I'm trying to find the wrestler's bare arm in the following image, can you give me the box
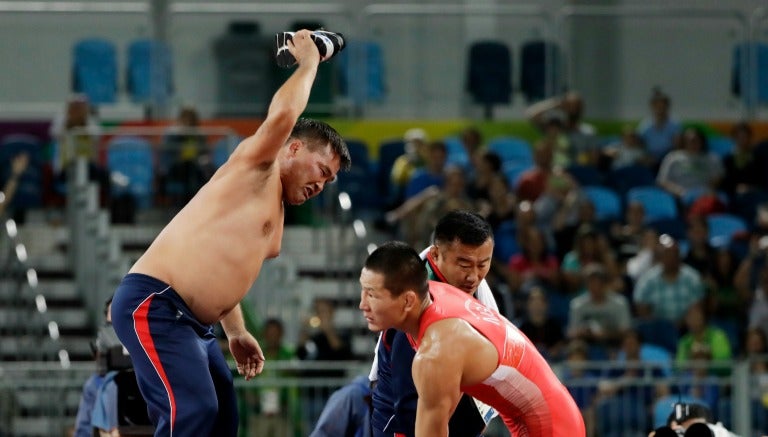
[236,29,321,166]
[412,324,464,437]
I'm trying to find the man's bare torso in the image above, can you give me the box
[130,145,284,324]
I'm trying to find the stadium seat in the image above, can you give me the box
[72,38,118,104]
[106,136,155,209]
[502,161,533,190]
[582,186,622,221]
[344,139,372,172]
[336,40,386,111]
[126,39,174,105]
[467,41,512,119]
[566,164,603,187]
[707,136,735,158]
[607,164,656,196]
[443,136,469,169]
[626,186,678,223]
[487,136,533,166]
[647,217,688,241]
[519,39,562,103]
[210,136,242,168]
[707,213,748,248]
[336,166,378,214]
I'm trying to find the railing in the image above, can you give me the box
[1,359,767,437]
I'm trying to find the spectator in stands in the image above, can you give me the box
[246,318,297,437]
[676,303,732,376]
[516,139,576,203]
[722,121,762,200]
[561,224,622,294]
[389,128,428,206]
[747,264,768,342]
[685,215,716,275]
[297,298,353,431]
[626,227,661,281]
[459,126,485,177]
[526,91,599,166]
[508,225,561,294]
[403,140,447,200]
[603,124,654,170]
[73,297,119,437]
[310,375,372,437]
[609,200,647,261]
[49,94,108,202]
[482,174,516,231]
[561,339,599,427]
[385,166,475,249]
[553,195,599,261]
[162,105,214,206]
[634,235,705,325]
[518,287,566,361]
[466,150,504,204]
[567,263,632,351]
[636,87,681,165]
[657,126,723,201]
[704,247,744,323]
[0,153,30,218]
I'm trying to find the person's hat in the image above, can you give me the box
[404,128,428,143]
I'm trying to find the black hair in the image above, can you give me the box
[482,151,503,173]
[433,210,493,247]
[290,118,351,170]
[264,317,284,333]
[682,126,709,153]
[364,241,429,299]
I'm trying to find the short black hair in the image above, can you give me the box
[290,118,351,171]
[482,151,502,173]
[433,210,493,247]
[364,241,429,299]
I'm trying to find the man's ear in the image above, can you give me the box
[287,139,302,156]
[429,245,440,262]
[403,290,419,312]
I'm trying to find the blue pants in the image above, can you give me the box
[111,273,237,437]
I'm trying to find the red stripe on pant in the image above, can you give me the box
[134,295,177,432]
[394,434,406,437]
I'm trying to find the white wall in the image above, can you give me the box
[0,0,765,121]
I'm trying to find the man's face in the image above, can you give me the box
[281,140,340,205]
[431,238,493,295]
[359,268,406,332]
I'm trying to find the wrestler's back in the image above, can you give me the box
[130,141,284,324]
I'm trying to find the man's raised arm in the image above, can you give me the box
[239,29,321,164]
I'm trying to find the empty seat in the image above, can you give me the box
[626,186,678,223]
[487,136,533,166]
[583,186,622,221]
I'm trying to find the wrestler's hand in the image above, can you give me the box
[288,29,320,67]
[229,332,265,380]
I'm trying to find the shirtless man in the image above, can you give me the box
[359,242,585,437]
[110,29,350,437]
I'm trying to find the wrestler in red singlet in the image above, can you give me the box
[410,281,585,437]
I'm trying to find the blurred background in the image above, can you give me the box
[2,0,768,436]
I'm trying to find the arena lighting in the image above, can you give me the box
[367,243,378,254]
[58,349,71,369]
[353,219,367,238]
[338,192,352,211]
[15,244,27,262]
[26,268,38,288]
[48,321,59,340]
[0,192,6,204]
[35,294,47,313]
[5,219,16,238]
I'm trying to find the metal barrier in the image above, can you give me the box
[1,359,766,437]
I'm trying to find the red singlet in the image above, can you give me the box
[411,281,585,437]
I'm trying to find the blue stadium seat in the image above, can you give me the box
[626,186,678,223]
[336,40,386,110]
[708,136,735,158]
[344,139,372,172]
[519,39,562,103]
[607,164,656,196]
[336,166,378,213]
[127,39,174,105]
[210,136,242,168]
[467,40,512,119]
[707,213,748,248]
[487,136,533,166]
[0,134,44,209]
[502,161,533,190]
[72,38,118,104]
[106,136,155,209]
[443,136,469,169]
[582,186,622,221]
[566,164,603,187]
[647,217,688,241]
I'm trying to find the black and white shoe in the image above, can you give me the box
[274,30,346,68]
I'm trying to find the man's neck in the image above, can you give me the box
[403,295,433,338]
